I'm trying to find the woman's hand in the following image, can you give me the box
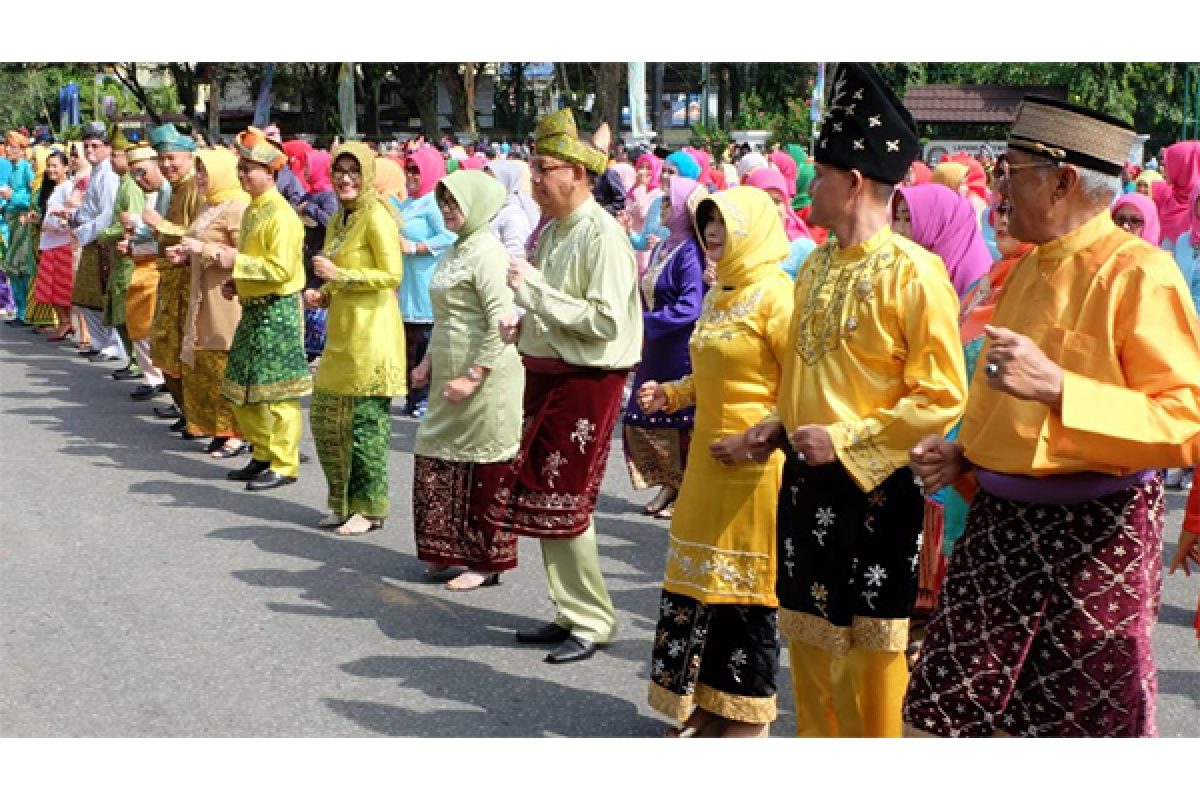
[302,289,325,311]
[1170,527,1200,577]
[141,208,163,229]
[498,312,523,344]
[637,381,668,414]
[909,435,969,495]
[710,432,752,466]
[312,254,338,282]
[165,244,188,265]
[442,375,479,404]
[410,357,431,389]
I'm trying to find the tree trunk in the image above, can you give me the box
[593,62,623,138]
[112,63,163,127]
[442,62,478,136]
[207,64,222,142]
[168,62,200,130]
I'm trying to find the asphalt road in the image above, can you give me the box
[1,324,1196,737]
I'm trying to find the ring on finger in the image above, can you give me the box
[985,362,1000,378]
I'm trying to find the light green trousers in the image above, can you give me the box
[540,522,617,643]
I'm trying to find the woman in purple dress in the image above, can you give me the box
[621,176,708,518]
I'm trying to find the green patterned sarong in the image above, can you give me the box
[311,391,392,518]
[221,292,312,407]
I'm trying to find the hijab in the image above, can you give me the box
[406,147,447,198]
[488,159,540,225]
[768,150,798,197]
[330,141,378,212]
[661,176,706,251]
[895,183,992,298]
[282,140,314,192]
[1189,182,1200,248]
[934,154,989,203]
[511,159,533,195]
[611,163,637,193]
[305,150,333,193]
[374,156,406,201]
[698,186,789,289]
[635,152,661,191]
[907,161,932,185]
[439,169,506,240]
[1111,192,1163,246]
[195,149,246,206]
[744,168,811,242]
[736,152,768,180]
[1136,169,1164,191]
[665,151,701,181]
[1153,141,1200,243]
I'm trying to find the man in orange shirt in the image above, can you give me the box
[905,96,1200,737]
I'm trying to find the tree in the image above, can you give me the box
[442,62,483,136]
[592,62,623,139]
[394,63,442,138]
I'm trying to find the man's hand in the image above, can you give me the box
[745,419,786,463]
[983,325,1064,410]
[312,254,338,282]
[637,381,668,414]
[909,435,969,495]
[410,358,431,389]
[789,425,837,466]
[507,256,534,290]
[710,432,751,466]
[302,289,325,311]
[498,312,523,344]
[141,208,163,229]
[442,375,479,404]
[165,244,188,265]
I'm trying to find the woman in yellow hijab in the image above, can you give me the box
[637,186,795,737]
[166,148,250,457]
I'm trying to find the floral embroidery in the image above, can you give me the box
[541,450,567,488]
[691,287,764,351]
[569,418,596,455]
[728,648,748,683]
[816,507,836,527]
[865,564,888,586]
[783,537,796,578]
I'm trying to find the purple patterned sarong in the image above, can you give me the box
[904,477,1164,737]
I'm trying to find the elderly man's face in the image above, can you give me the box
[1001,151,1060,244]
[159,151,193,184]
[130,159,164,193]
[237,158,275,197]
[807,163,856,230]
[530,154,585,218]
[82,139,110,167]
[110,151,129,176]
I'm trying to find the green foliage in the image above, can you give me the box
[690,122,731,153]
[731,89,813,148]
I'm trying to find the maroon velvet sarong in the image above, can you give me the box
[904,477,1164,737]
[483,358,628,540]
[413,456,517,571]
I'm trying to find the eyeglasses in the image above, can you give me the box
[1113,213,1145,229]
[331,168,361,180]
[994,203,1012,216]
[405,166,421,176]
[530,160,574,176]
[437,202,461,216]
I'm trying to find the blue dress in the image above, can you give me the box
[395,192,456,324]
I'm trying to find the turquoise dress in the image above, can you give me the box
[1171,233,1200,316]
[395,192,456,323]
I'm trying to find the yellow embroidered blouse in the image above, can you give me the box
[777,226,968,493]
[661,187,795,606]
[960,211,1200,474]
[316,198,406,397]
[233,188,306,300]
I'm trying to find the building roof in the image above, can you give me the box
[903,85,1068,123]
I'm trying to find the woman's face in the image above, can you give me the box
[703,210,726,261]
[194,160,209,195]
[437,191,464,233]
[69,147,86,172]
[1112,203,1145,239]
[4,142,20,162]
[891,195,912,237]
[405,162,421,195]
[993,197,1024,257]
[768,189,789,224]
[332,154,362,203]
[659,192,672,220]
[636,163,651,187]
[1135,179,1151,196]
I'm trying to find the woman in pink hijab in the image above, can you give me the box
[767,150,798,197]
[892,183,992,299]
[1153,141,1200,247]
[1111,192,1163,245]
[623,153,664,276]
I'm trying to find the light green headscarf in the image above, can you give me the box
[439,170,506,240]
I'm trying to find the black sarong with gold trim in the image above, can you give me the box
[775,448,923,654]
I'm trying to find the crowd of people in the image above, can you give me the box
[2,60,1199,738]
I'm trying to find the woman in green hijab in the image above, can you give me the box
[411,170,525,591]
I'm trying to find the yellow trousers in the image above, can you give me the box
[789,641,908,737]
[232,400,303,477]
[540,522,618,644]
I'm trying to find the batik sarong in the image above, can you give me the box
[151,263,190,378]
[104,254,135,328]
[125,258,159,341]
[623,426,691,492]
[413,456,518,571]
[904,478,1164,737]
[311,390,392,518]
[71,243,111,310]
[183,351,239,437]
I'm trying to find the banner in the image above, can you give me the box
[628,62,648,138]
[338,63,358,139]
[252,62,275,128]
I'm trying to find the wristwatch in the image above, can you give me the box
[465,366,485,383]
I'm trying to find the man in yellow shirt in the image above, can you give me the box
[488,109,643,665]
[905,96,1200,737]
[216,127,311,491]
[745,62,968,737]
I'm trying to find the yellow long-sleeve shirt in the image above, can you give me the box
[777,226,968,493]
[233,188,306,299]
[960,211,1200,475]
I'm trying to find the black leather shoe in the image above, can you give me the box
[544,635,599,664]
[227,459,270,481]
[112,367,141,381]
[170,418,187,432]
[246,470,297,491]
[130,384,159,400]
[515,622,571,645]
[154,403,182,419]
[89,352,119,363]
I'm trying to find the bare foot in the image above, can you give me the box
[445,571,500,591]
